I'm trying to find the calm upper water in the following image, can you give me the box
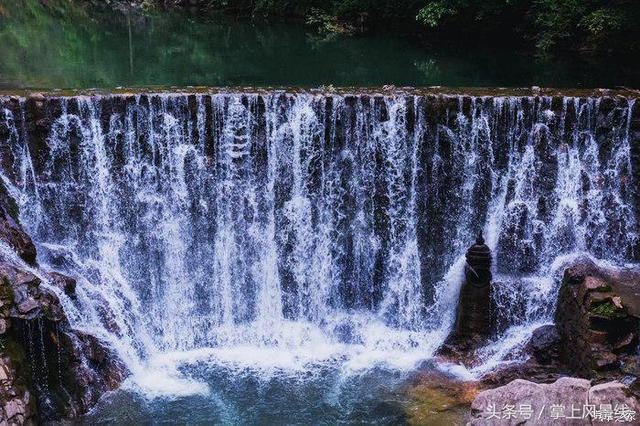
[1,1,639,90]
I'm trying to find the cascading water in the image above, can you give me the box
[0,91,638,402]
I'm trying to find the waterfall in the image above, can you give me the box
[0,91,638,393]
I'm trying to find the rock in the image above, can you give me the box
[28,93,45,103]
[589,382,640,414]
[48,272,76,297]
[526,325,560,365]
[0,366,8,382]
[0,261,127,422]
[3,398,25,419]
[620,356,640,376]
[444,234,494,353]
[470,377,599,425]
[0,182,36,265]
[0,318,8,334]
[562,257,599,285]
[583,275,610,292]
[17,297,38,314]
[591,348,618,370]
[555,259,640,381]
[95,295,122,335]
[480,360,566,389]
[476,324,567,390]
[402,369,482,425]
[471,379,542,424]
[614,332,635,351]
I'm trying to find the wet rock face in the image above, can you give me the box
[437,236,497,364]
[470,378,640,425]
[555,259,640,389]
[0,184,36,266]
[450,236,494,344]
[47,272,76,297]
[0,357,36,425]
[525,325,560,365]
[0,147,127,422]
[0,263,127,421]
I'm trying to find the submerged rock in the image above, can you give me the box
[401,370,483,426]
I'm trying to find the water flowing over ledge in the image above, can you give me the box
[0,88,638,399]
[2,86,640,98]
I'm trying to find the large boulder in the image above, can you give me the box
[470,378,639,425]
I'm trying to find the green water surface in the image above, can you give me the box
[1,0,639,90]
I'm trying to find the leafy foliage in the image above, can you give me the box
[533,0,639,53]
[417,1,456,28]
[8,0,640,55]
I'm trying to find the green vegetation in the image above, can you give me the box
[590,300,627,319]
[100,0,640,56]
[1,0,637,89]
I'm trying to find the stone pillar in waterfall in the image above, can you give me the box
[453,233,493,339]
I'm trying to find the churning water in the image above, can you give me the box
[0,91,638,420]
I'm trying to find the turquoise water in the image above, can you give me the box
[1,1,639,90]
[80,365,409,425]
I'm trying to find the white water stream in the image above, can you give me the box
[0,93,637,397]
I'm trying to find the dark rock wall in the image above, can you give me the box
[555,259,640,390]
[0,204,126,422]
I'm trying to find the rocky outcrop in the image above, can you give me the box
[525,324,561,366]
[0,356,36,425]
[438,235,497,363]
[0,262,127,422]
[555,258,640,392]
[455,234,494,339]
[0,183,35,266]
[0,200,126,423]
[470,378,639,425]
